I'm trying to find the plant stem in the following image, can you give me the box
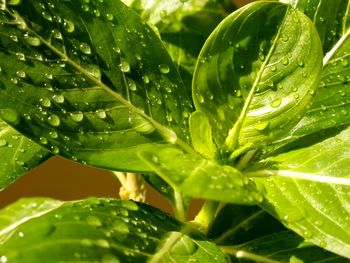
[113,172,146,202]
[173,190,186,221]
[193,200,219,234]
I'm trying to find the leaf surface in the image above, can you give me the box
[0,198,226,262]
[0,0,193,172]
[139,147,263,204]
[250,127,350,258]
[192,1,323,152]
[0,119,51,190]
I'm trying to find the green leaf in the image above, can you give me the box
[268,1,350,154]
[139,147,263,204]
[250,126,350,258]
[189,111,216,159]
[0,118,51,190]
[210,205,344,262]
[224,231,345,263]
[281,0,349,53]
[125,0,236,91]
[0,0,193,172]
[0,198,226,262]
[192,1,323,153]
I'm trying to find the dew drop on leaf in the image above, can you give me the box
[40,97,51,108]
[23,33,41,46]
[52,94,65,103]
[39,137,48,145]
[51,145,60,154]
[49,131,58,138]
[101,254,120,263]
[0,109,20,125]
[70,111,84,122]
[270,98,282,108]
[341,58,349,67]
[16,70,26,78]
[79,43,91,55]
[170,233,198,255]
[282,57,289,65]
[47,114,60,127]
[15,52,25,61]
[63,19,75,33]
[159,64,170,74]
[105,13,114,21]
[253,120,269,131]
[0,139,7,147]
[86,215,102,227]
[85,65,101,80]
[120,60,130,73]
[96,109,107,119]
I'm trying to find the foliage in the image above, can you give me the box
[0,0,349,262]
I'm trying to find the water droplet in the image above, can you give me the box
[96,109,107,119]
[49,131,58,138]
[297,59,304,67]
[18,231,24,237]
[0,256,7,263]
[85,65,101,80]
[341,58,349,67]
[270,98,282,108]
[128,80,137,91]
[281,35,289,42]
[0,139,7,147]
[16,52,25,61]
[24,33,41,46]
[47,114,60,126]
[120,60,130,73]
[40,97,51,108]
[82,4,89,11]
[282,57,289,65]
[259,53,265,61]
[51,29,62,40]
[51,146,60,154]
[253,120,269,131]
[338,90,346,97]
[16,70,26,78]
[112,220,130,234]
[106,13,114,21]
[86,215,102,227]
[63,19,75,33]
[142,75,150,84]
[42,11,53,21]
[159,64,170,74]
[0,109,20,125]
[52,94,65,103]
[303,230,313,238]
[70,111,84,122]
[341,109,348,115]
[40,137,48,145]
[80,43,91,55]
[269,65,277,72]
[170,233,197,255]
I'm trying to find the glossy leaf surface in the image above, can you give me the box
[0,119,51,190]
[125,0,235,90]
[192,1,323,150]
[0,0,193,172]
[252,127,350,258]
[139,147,263,204]
[269,1,350,154]
[0,198,226,262]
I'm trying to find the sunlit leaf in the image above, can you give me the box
[0,0,193,172]
[0,198,226,262]
[192,2,323,155]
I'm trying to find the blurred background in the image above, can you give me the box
[0,0,251,219]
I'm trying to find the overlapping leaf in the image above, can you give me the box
[139,147,263,204]
[0,198,226,262]
[124,0,235,90]
[250,127,350,258]
[192,1,323,153]
[268,1,350,154]
[0,0,193,172]
[0,119,51,190]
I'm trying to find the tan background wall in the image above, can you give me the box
[0,0,251,219]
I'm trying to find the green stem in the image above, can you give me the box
[193,200,219,234]
[173,190,186,221]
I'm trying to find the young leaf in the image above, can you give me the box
[250,126,350,258]
[192,2,323,152]
[139,147,263,205]
[0,0,193,172]
[0,118,51,190]
[0,198,226,262]
[268,1,350,154]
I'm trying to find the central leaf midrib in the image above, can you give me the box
[223,6,290,153]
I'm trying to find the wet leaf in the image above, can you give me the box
[192,2,323,154]
[139,147,263,205]
[0,118,51,190]
[250,127,350,258]
[0,198,226,262]
[0,0,193,172]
